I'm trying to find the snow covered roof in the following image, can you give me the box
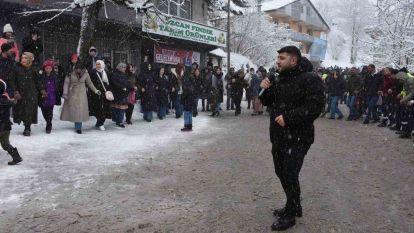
[261,0,298,12]
[209,48,227,58]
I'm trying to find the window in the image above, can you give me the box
[158,0,192,20]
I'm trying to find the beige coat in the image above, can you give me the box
[60,69,99,122]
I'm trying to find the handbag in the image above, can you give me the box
[127,91,136,105]
[97,72,114,101]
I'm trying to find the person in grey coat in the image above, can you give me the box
[60,62,101,134]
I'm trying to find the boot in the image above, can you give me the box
[7,147,22,165]
[273,206,302,218]
[210,111,217,117]
[46,122,52,134]
[271,215,296,231]
[215,111,220,117]
[181,124,192,132]
[377,119,387,127]
[23,125,31,136]
[193,110,198,117]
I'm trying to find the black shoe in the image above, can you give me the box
[116,123,126,128]
[76,129,82,134]
[337,115,344,120]
[363,120,369,124]
[210,111,217,117]
[273,207,302,218]
[23,130,30,136]
[271,216,296,231]
[390,125,400,131]
[46,123,52,133]
[46,129,51,134]
[215,111,220,117]
[193,111,198,117]
[377,121,387,127]
[7,148,22,165]
[126,120,133,125]
[399,132,411,138]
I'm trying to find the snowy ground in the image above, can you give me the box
[0,101,413,233]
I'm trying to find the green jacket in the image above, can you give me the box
[346,74,363,94]
[396,71,414,102]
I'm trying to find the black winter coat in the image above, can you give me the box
[181,72,195,111]
[155,74,170,107]
[230,73,246,98]
[260,67,325,145]
[0,95,13,132]
[22,36,43,65]
[364,73,383,96]
[0,56,15,95]
[110,70,134,106]
[326,76,345,96]
[137,65,157,112]
[88,69,112,118]
[12,63,44,125]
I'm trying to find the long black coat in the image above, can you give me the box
[12,63,44,125]
[260,66,325,146]
[211,73,224,103]
[110,70,134,106]
[138,64,157,112]
[88,69,112,118]
[0,95,13,132]
[230,73,246,99]
[326,76,345,96]
[181,72,195,111]
[155,74,170,107]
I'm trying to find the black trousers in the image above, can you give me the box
[233,93,243,111]
[272,142,311,217]
[40,105,54,127]
[126,104,134,122]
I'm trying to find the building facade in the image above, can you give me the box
[0,0,226,71]
[261,0,330,64]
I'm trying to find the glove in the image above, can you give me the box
[41,90,47,98]
[96,90,102,95]
[14,91,21,100]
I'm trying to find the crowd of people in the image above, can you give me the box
[319,65,414,139]
[0,22,413,167]
[0,24,270,165]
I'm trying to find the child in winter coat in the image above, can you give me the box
[0,79,22,165]
[40,60,61,134]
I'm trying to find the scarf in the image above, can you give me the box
[96,60,109,85]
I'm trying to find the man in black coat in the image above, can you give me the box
[363,64,383,124]
[259,46,325,231]
[21,29,43,68]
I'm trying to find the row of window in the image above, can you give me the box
[158,0,192,20]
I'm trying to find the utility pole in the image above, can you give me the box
[227,0,230,72]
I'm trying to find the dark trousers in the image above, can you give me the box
[401,105,414,133]
[233,93,243,112]
[40,105,54,128]
[201,98,210,111]
[126,104,134,122]
[0,131,13,152]
[226,89,234,109]
[112,108,125,124]
[272,142,311,216]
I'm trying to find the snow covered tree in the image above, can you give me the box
[363,0,414,70]
[213,12,294,66]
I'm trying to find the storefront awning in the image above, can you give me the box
[209,48,227,58]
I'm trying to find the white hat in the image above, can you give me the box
[3,24,13,33]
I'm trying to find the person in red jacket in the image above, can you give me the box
[0,24,19,62]
[378,67,398,127]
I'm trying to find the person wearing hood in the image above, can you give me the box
[0,79,22,165]
[260,46,325,231]
[0,24,19,62]
[181,66,195,131]
[22,28,43,67]
[137,62,157,122]
[88,60,112,130]
[109,63,135,128]
[155,65,170,120]
[60,62,101,134]
[39,59,62,134]
[12,52,46,136]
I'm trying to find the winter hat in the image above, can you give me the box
[89,46,97,52]
[3,24,13,33]
[42,59,55,70]
[0,79,6,94]
[70,53,78,62]
[1,43,12,53]
[116,62,127,70]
